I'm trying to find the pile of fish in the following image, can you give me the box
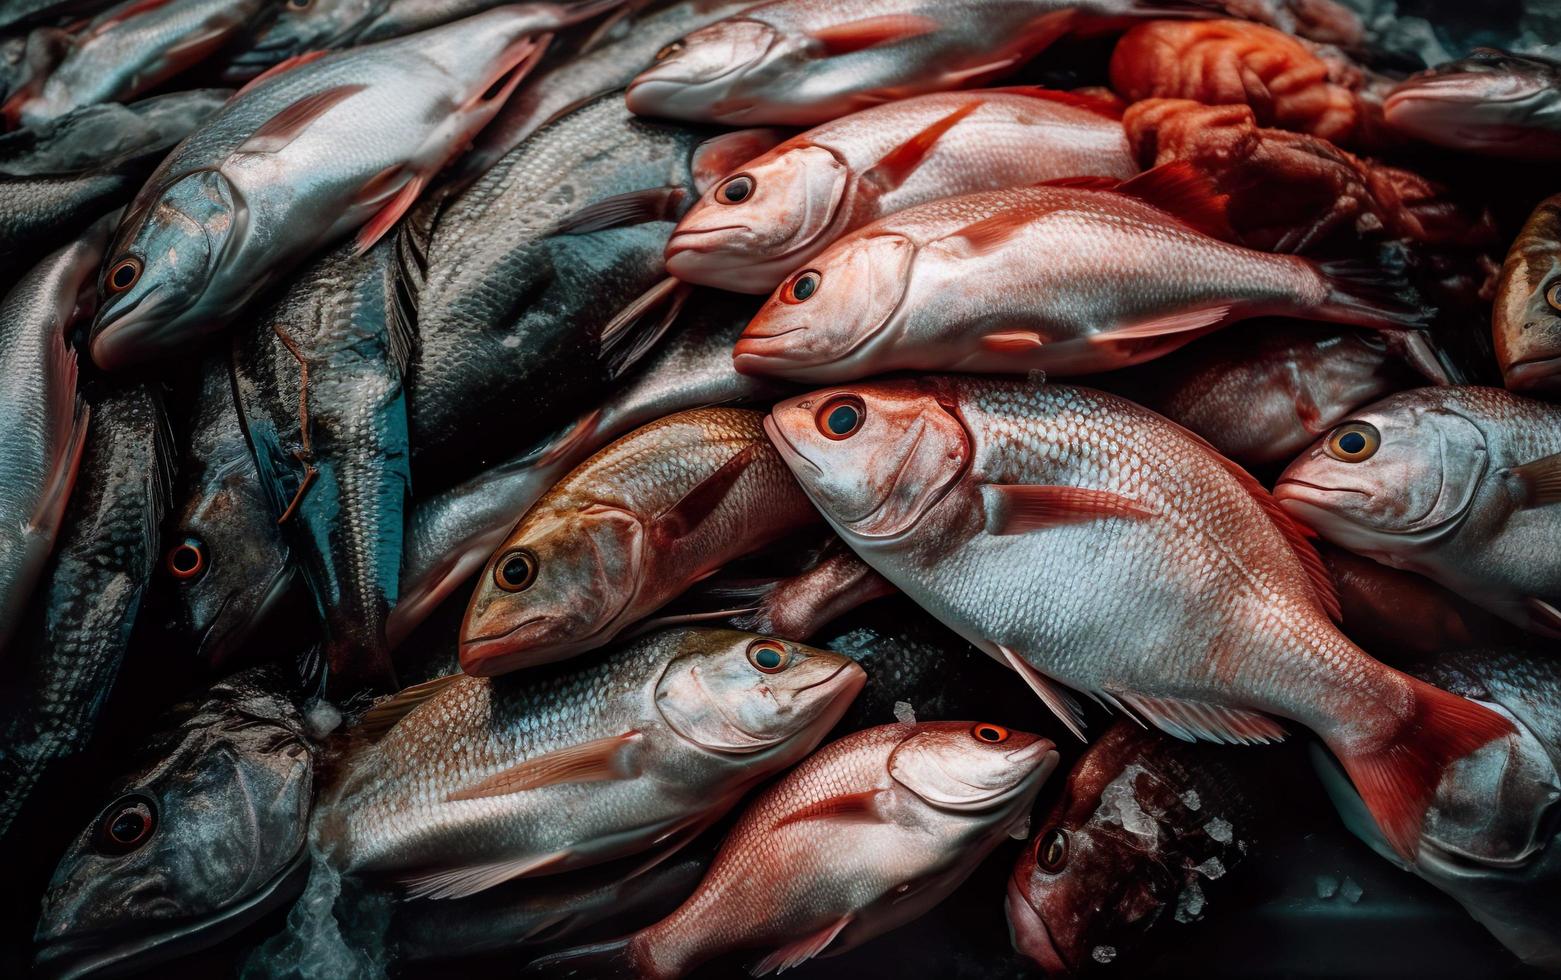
[0,0,1558,976]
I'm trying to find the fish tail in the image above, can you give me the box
[1311,257,1435,331]
[1332,676,1513,863]
[524,936,661,980]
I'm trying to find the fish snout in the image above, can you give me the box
[1503,352,1561,395]
[1006,876,1069,974]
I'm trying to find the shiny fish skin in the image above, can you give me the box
[459,407,821,675]
[0,0,113,31]
[231,238,410,692]
[667,88,1136,293]
[319,628,863,898]
[1493,194,1561,395]
[1384,48,1561,161]
[1276,386,1561,637]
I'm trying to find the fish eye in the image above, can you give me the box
[287,0,311,9]
[716,174,754,205]
[95,795,157,855]
[972,722,1010,743]
[1355,331,1388,351]
[1325,422,1380,463]
[1037,828,1069,872]
[746,639,790,673]
[165,536,207,581]
[495,549,538,592]
[814,395,864,440]
[655,40,683,61]
[782,269,821,304]
[106,257,141,294]
[1547,281,1561,313]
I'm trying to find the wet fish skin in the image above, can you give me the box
[0,382,172,839]
[1384,49,1561,161]
[1493,194,1561,394]
[459,407,820,675]
[33,667,316,980]
[1276,386,1561,637]
[88,7,554,370]
[0,0,114,31]
[320,628,864,899]
[530,721,1057,979]
[667,88,1136,293]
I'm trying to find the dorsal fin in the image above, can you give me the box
[984,85,1125,119]
[1108,161,1234,241]
[355,673,463,740]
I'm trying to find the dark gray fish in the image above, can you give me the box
[0,89,225,271]
[232,238,410,692]
[0,0,114,31]
[1384,48,1561,160]
[0,382,172,838]
[33,666,317,980]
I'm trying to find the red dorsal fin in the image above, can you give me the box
[1109,161,1234,241]
[985,85,1126,119]
[1505,452,1561,508]
[239,83,365,154]
[446,732,644,801]
[751,915,855,976]
[945,209,1032,255]
[775,790,885,829]
[808,14,940,56]
[860,100,981,195]
[90,0,173,33]
[650,441,766,544]
[235,48,330,97]
[981,484,1154,535]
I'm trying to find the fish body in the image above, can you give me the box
[733,540,896,642]
[764,376,1511,861]
[33,667,316,980]
[1384,49,1561,161]
[320,628,864,899]
[1493,193,1561,394]
[87,7,553,370]
[0,0,114,30]
[460,406,819,675]
[1276,386,1561,637]
[231,238,410,691]
[667,88,1135,293]
[733,170,1428,382]
[530,721,1057,979]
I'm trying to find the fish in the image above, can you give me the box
[624,0,1216,126]
[400,90,779,489]
[1383,49,1561,161]
[230,238,411,692]
[0,382,172,839]
[0,0,115,31]
[459,406,821,676]
[733,164,1431,383]
[32,666,317,980]
[2,0,268,126]
[666,87,1136,293]
[0,221,102,658]
[0,89,224,270]
[1275,385,1561,638]
[317,628,864,900]
[764,376,1513,861]
[1007,720,1273,974]
[729,538,897,641]
[1314,648,1561,970]
[528,720,1057,979]
[394,290,786,649]
[1493,193,1561,394]
[86,7,556,371]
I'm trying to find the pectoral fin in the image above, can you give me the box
[982,484,1153,535]
[650,442,764,543]
[1505,452,1561,507]
[774,790,887,829]
[239,84,366,154]
[446,731,644,801]
[399,849,572,900]
[808,14,939,55]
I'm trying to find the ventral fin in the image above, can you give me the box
[1110,161,1234,241]
[447,731,644,801]
[1505,452,1561,508]
[240,84,365,154]
[861,100,980,195]
[550,186,688,236]
[774,790,886,829]
[1113,691,1286,746]
[692,128,786,194]
[751,915,855,976]
[399,849,572,900]
[808,14,940,56]
[987,85,1125,119]
[982,483,1153,535]
[1096,305,1231,341]
[998,644,1088,741]
[945,209,1030,255]
[356,673,463,740]
[356,172,423,253]
[651,442,764,543]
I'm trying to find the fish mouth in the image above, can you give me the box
[666,225,750,256]
[761,416,823,479]
[1005,876,1071,974]
[33,848,310,980]
[1273,477,1372,501]
[1504,353,1561,394]
[89,288,165,372]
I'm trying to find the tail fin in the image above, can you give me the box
[1313,258,1434,332]
[524,937,653,980]
[1332,677,1513,862]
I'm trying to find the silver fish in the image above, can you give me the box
[1384,48,1561,161]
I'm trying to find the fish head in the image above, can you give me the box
[654,629,865,754]
[1384,50,1561,156]
[34,672,312,979]
[625,19,788,123]
[765,379,970,540]
[90,171,235,371]
[667,145,849,292]
[1275,398,1489,550]
[734,232,915,380]
[228,0,375,74]
[890,722,1058,813]
[460,504,644,675]
[1495,197,1561,394]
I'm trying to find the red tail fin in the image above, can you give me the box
[1334,677,1513,862]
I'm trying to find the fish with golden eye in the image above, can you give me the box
[32,666,317,980]
[0,381,172,838]
[1494,194,1561,396]
[86,7,558,371]
[1275,386,1561,638]
[317,628,863,901]
[732,163,1431,384]
[459,406,820,676]
[1383,48,1561,161]
[666,86,1136,294]
[763,376,1512,864]
[528,720,1057,980]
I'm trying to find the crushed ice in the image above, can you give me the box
[893,701,917,725]
[240,846,393,980]
[1315,874,1340,900]
[1194,857,1226,880]
[1092,946,1118,965]
[1180,789,1201,811]
[1100,764,1158,840]
[1174,880,1205,923]
[1205,816,1233,844]
[1340,877,1364,904]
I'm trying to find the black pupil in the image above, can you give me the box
[503,556,531,584]
[755,646,783,669]
[1338,431,1366,454]
[979,726,998,741]
[722,179,751,203]
[792,275,817,301]
[826,405,857,435]
[172,546,199,572]
[111,264,135,288]
[110,809,145,843]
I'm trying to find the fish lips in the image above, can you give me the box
[1503,353,1561,395]
[1006,875,1071,974]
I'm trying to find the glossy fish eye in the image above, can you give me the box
[655,40,683,61]
[1037,828,1069,872]
[972,722,1010,743]
[495,550,538,592]
[165,536,207,581]
[747,639,789,673]
[815,395,864,440]
[716,175,754,205]
[287,0,311,9]
[1547,281,1561,313]
[106,257,141,294]
[1325,422,1380,463]
[782,269,821,304]
[96,795,156,855]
